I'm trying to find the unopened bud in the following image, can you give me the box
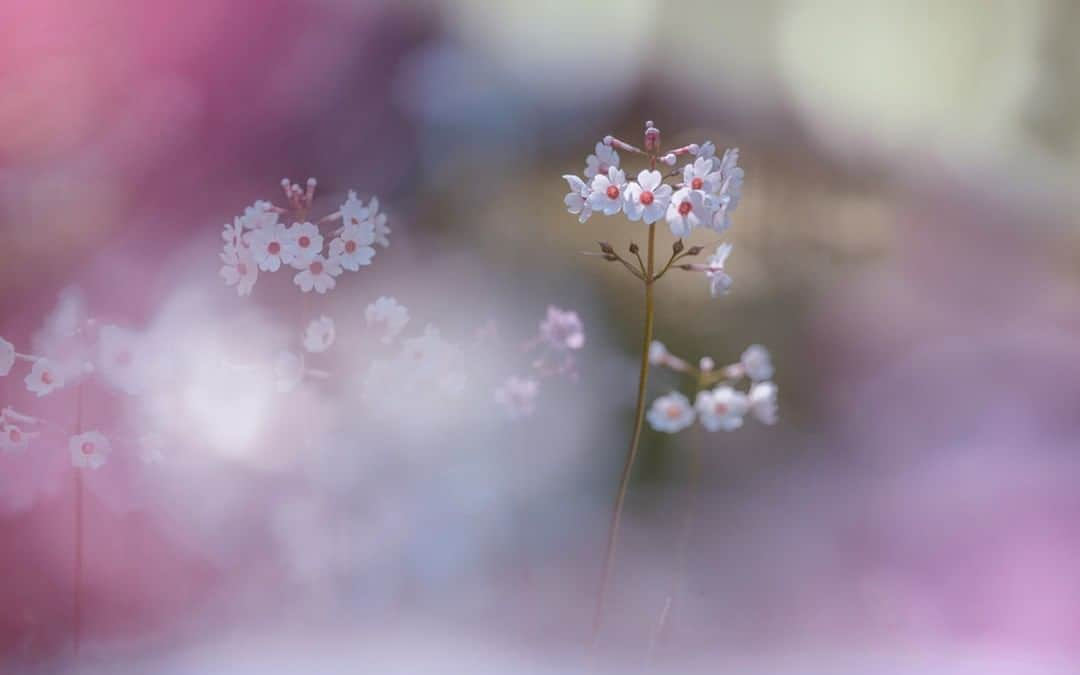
[603,253,619,262]
[629,242,640,254]
[672,239,684,254]
[644,122,660,152]
[686,246,704,256]
[602,135,614,146]
[306,177,317,188]
[661,153,677,166]
[598,241,615,255]
[679,264,694,271]
[699,357,716,372]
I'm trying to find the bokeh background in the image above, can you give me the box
[4,0,1080,673]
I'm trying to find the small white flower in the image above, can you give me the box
[1,424,30,453]
[274,351,305,393]
[340,191,367,228]
[699,356,716,372]
[716,148,744,212]
[239,200,279,231]
[666,188,707,238]
[587,166,627,216]
[365,297,410,344]
[97,324,145,395]
[70,431,110,470]
[221,217,245,252]
[623,170,673,225]
[539,306,585,351]
[741,344,774,382]
[694,141,716,160]
[584,141,620,180]
[705,243,734,297]
[303,316,336,353]
[562,174,593,223]
[365,196,391,249]
[249,222,294,272]
[220,245,259,296]
[0,337,14,376]
[695,386,748,432]
[285,222,324,268]
[293,255,342,294]
[24,358,64,397]
[494,376,540,419]
[682,157,722,194]
[647,392,695,433]
[749,381,778,425]
[648,340,668,365]
[328,223,376,271]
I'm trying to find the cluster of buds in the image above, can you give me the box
[646,342,778,434]
[220,177,390,296]
[564,122,744,295]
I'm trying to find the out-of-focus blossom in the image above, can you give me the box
[365,297,410,344]
[699,356,716,372]
[69,431,110,470]
[339,191,367,229]
[220,246,258,296]
[329,223,376,272]
[695,385,748,432]
[1,425,30,453]
[705,242,734,297]
[494,376,540,419]
[221,217,245,252]
[623,170,672,224]
[274,351,305,393]
[285,222,324,269]
[647,391,696,433]
[588,166,627,216]
[249,222,294,272]
[584,141,620,180]
[0,337,14,376]
[365,197,391,249]
[400,325,467,396]
[239,200,278,232]
[97,324,145,395]
[303,316,336,354]
[741,344,774,382]
[562,174,592,223]
[539,306,585,351]
[293,255,341,294]
[749,381,779,425]
[24,358,64,397]
[648,339,668,365]
[666,187,707,238]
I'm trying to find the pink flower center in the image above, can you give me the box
[81,441,94,455]
[605,185,620,200]
[237,263,248,275]
[639,191,654,206]
[298,235,311,248]
[350,216,360,225]
[310,261,324,275]
[345,240,357,254]
[691,177,704,190]
[666,405,683,420]
[678,201,692,216]
[714,403,728,415]
[41,371,53,385]
[268,241,281,255]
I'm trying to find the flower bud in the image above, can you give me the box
[629,242,640,254]
[686,246,704,256]
[598,241,615,255]
[644,121,660,152]
[603,253,619,262]
[672,239,684,254]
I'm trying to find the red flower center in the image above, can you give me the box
[41,371,53,385]
[714,403,728,415]
[268,241,281,255]
[605,185,620,200]
[691,177,704,190]
[237,263,248,276]
[345,240,357,254]
[639,191,654,206]
[81,441,94,455]
[678,201,692,216]
[666,405,683,420]
[298,236,311,248]
[310,261,324,275]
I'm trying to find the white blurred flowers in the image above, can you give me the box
[70,431,110,470]
[303,316,336,354]
[365,297,410,344]
[646,392,695,434]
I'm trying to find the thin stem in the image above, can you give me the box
[590,221,656,650]
[73,381,85,656]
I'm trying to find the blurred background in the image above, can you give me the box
[4,0,1080,673]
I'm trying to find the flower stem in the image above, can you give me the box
[591,221,656,649]
[73,381,85,655]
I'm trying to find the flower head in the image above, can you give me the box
[494,376,540,419]
[293,255,342,294]
[588,166,627,216]
[0,337,14,376]
[1,424,30,453]
[303,316,336,353]
[365,196,391,249]
[24,358,64,397]
[584,141,620,180]
[623,170,673,225]
[740,344,774,382]
[220,245,259,296]
[240,200,279,232]
[749,381,778,425]
[539,306,585,351]
[249,222,294,272]
[682,157,722,194]
[695,386,748,432]
[563,174,593,223]
[285,222,324,269]
[97,324,146,395]
[666,187,707,238]
[647,339,668,366]
[329,223,376,271]
[365,297,410,344]
[705,242,734,297]
[70,431,110,469]
[647,392,695,433]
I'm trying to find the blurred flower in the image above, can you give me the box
[303,316,336,354]
[292,255,341,294]
[365,297,410,344]
[220,245,258,296]
[494,376,540,419]
[623,170,672,224]
[0,337,14,376]
[1,425,30,453]
[274,351,305,393]
[240,200,279,232]
[69,431,110,470]
[749,381,779,425]
[588,166,627,216]
[249,222,294,272]
[695,385,748,432]
[97,324,145,395]
[539,306,585,351]
[562,174,593,223]
[329,223,376,272]
[648,339,668,365]
[24,358,64,397]
[285,222,323,269]
[741,344,774,382]
[364,197,391,249]
[647,391,696,433]
[584,140,620,180]
[221,217,245,252]
[705,242,734,297]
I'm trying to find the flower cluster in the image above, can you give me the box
[493,305,586,419]
[220,178,390,296]
[646,343,778,434]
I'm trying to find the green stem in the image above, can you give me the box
[590,221,656,649]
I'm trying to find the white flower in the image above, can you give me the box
[715,148,744,212]
[706,194,733,233]
[562,174,593,223]
[303,316,336,353]
[666,188,707,238]
[293,255,342,294]
[647,392,695,433]
[70,431,110,469]
[221,217,245,252]
[340,191,367,229]
[587,166,627,216]
[239,200,279,231]
[539,306,585,351]
[749,381,778,425]
[0,337,14,376]
[285,222,324,268]
[648,339,668,365]
[584,141,620,180]
[328,223,376,271]
[494,376,540,419]
[694,141,716,160]
[1,424,30,453]
[741,344,774,382]
[695,386,748,432]
[623,170,673,224]
[682,157,722,194]
[365,297,410,344]
[705,243,734,297]
[249,222,294,272]
[97,324,146,395]
[365,196,391,249]
[274,351,305,393]
[24,358,64,397]
[220,245,259,296]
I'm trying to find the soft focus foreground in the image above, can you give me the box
[4,1,1080,673]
